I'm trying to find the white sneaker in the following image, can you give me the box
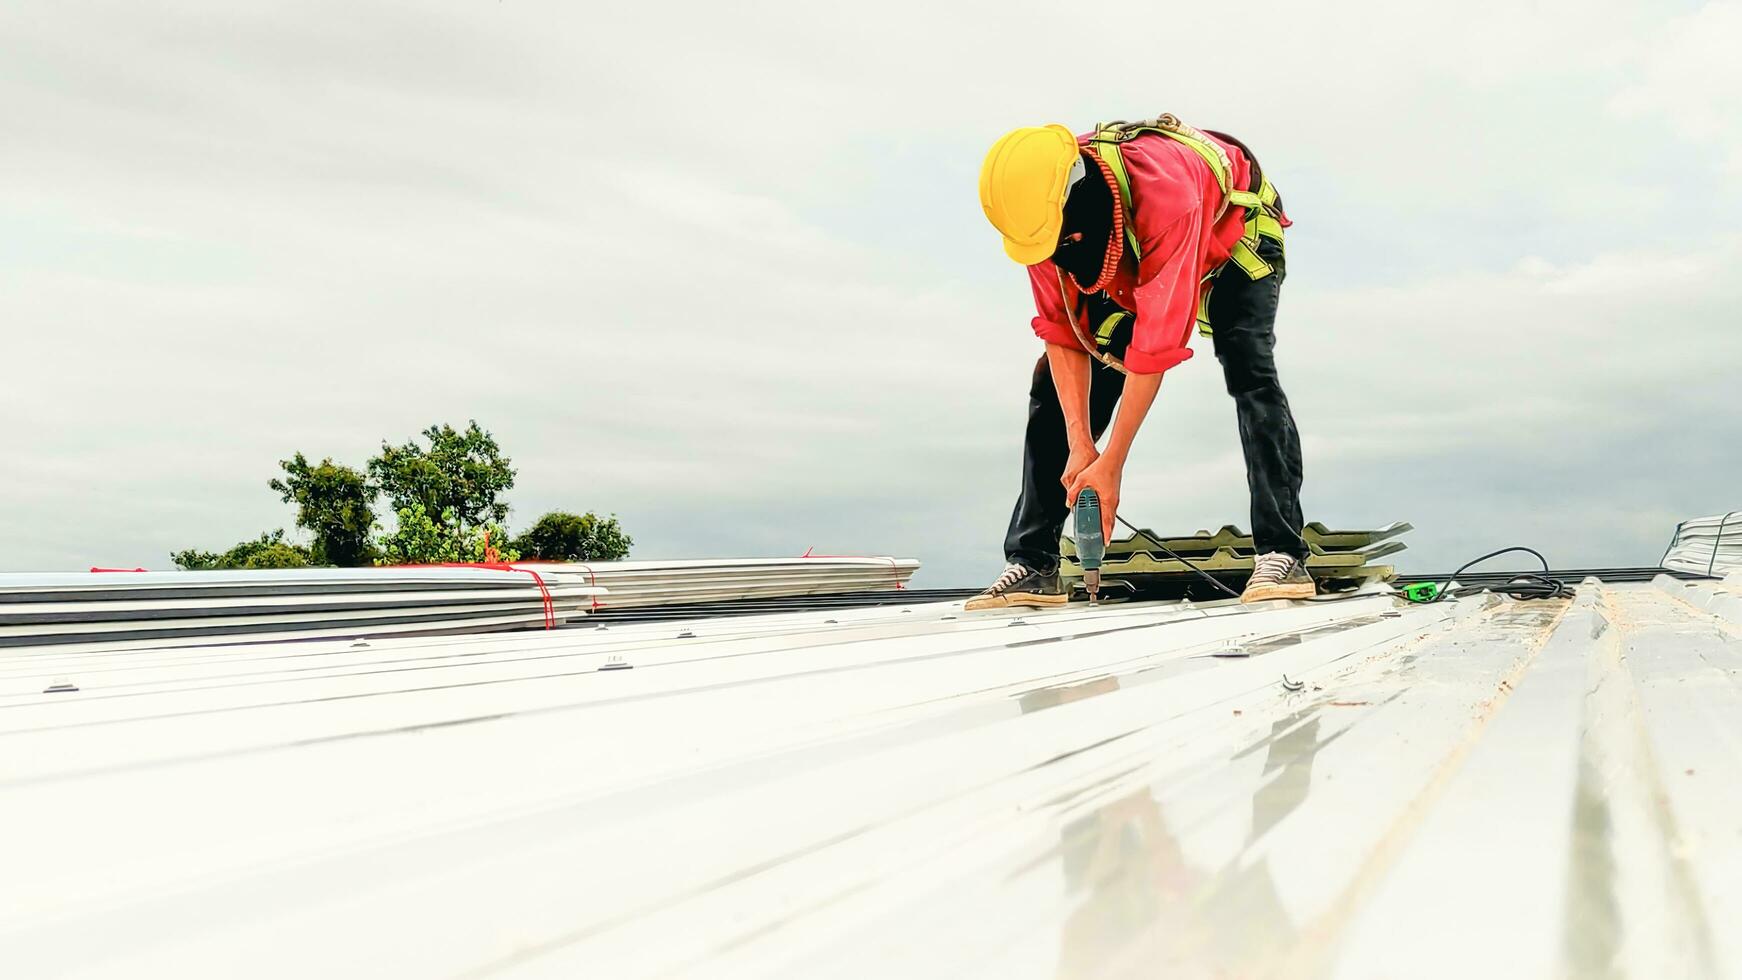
[1240,553,1316,602]
[963,563,1069,611]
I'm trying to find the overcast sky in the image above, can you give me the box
[3,0,1738,585]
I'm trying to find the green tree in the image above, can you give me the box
[512,511,632,561]
[375,503,520,565]
[172,530,313,570]
[268,453,377,566]
[368,421,515,535]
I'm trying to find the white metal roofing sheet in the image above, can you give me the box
[2,576,1739,978]
[1664,512,1742,577]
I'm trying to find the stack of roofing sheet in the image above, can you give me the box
[582,587,981,624]
[0,567,606,653]
[1662,512,1742,577]
[512,556,920,611]
[1062,521,1410,592]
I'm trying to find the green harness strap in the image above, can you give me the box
[1095,310,1129,347]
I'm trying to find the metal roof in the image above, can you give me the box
[3,574,1739,978]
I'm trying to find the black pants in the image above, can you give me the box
[1002,236,1307,570]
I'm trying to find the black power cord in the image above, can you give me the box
[1105,515,1568,606]
[1109,514,1393,603]
[1112,514,1243,600]
[1412,546,1570,602]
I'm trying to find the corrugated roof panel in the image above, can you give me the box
[2,578,1739,978]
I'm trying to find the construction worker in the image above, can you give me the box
[967,115,1314,610]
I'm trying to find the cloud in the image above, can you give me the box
[0,0,1737,587]
[1610,1,1742,172]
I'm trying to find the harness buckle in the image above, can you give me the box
[1093,121,1141,143]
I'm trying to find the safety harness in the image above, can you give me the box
[1060,114,1287,372]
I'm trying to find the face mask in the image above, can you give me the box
[1054,158,1113,288]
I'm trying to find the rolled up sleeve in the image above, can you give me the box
[1026,260,1088,351]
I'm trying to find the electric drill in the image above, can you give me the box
[1075,487,1106,605]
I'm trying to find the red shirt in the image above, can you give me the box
[1026,129,1282,376]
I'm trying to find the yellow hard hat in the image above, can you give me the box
[979,124,1081,265]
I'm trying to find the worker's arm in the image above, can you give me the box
[1103,371,1162,464]
[1069,371,1162,541]
[1045,342,1101,491]
[1063,202,1201,538]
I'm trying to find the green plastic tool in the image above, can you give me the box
[1401,581,1441,603]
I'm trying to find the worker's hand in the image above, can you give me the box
[1068,455,1122,542]
[1062,441,1099,497]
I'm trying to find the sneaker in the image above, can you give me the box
[964,562,1069,611]
[1240,553,1316,603]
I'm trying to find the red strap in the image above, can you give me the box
[508,560,599,611]
[376,561,556,628]
[799,549,905,590]
[570,563,600,611]
[90,563,558,627]
[1079,148,1126,293]
[520,566,555,628]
